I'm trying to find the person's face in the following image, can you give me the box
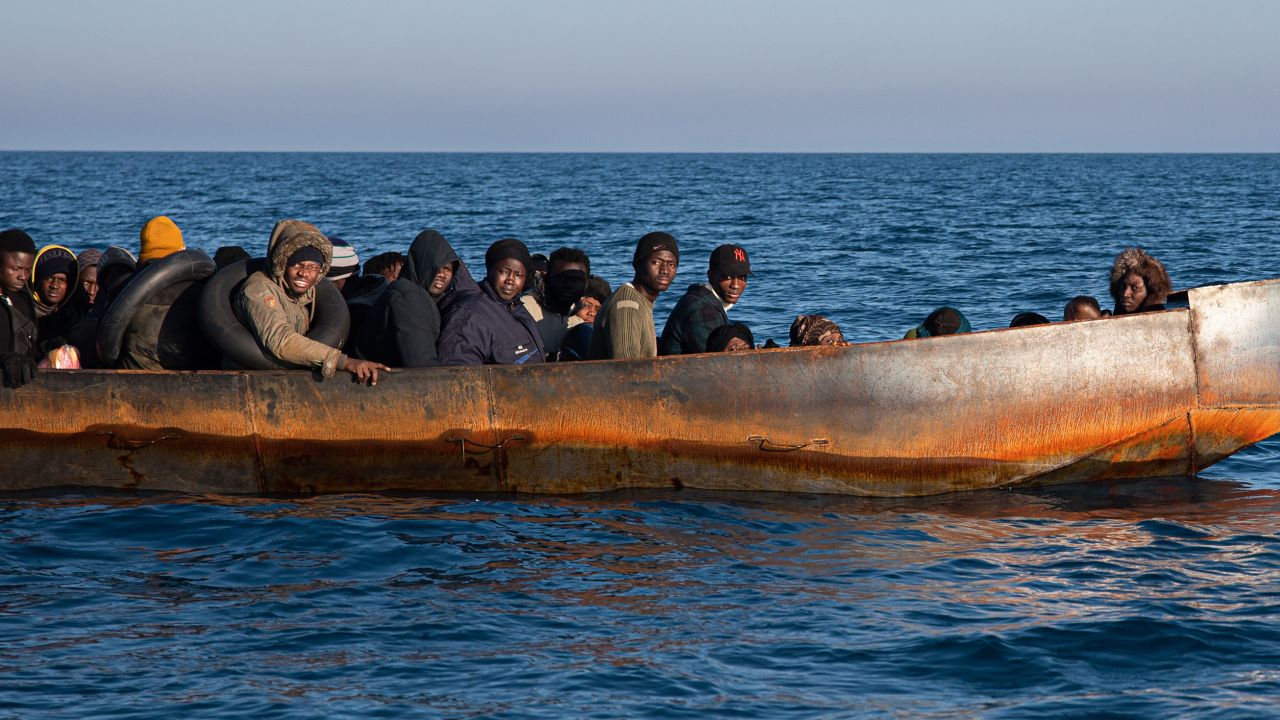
[0,251,33,295]
[79,265,99,304]
[574,296,602,323]
[1065,304,1101,321]
[428,262,455,298]
[40,272,69,305]
[489,258,526,302]
[331,277,347,292]
[1119,272,1148,313]
[637,250,678,295]
[284,260,323,295]
[710,271,748,305]
[724,336,751,352]
[818,330,845,346]
[380,261,403,283]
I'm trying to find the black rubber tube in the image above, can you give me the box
[97,249,217,366]
[198,258,350,370]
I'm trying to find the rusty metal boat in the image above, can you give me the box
[2,279,1278,496]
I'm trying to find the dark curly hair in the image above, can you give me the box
[1109,247,1171,307]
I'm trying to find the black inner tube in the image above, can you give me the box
[198,257,350,370]
[97,249,216,366]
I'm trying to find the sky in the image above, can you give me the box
[2,0,1278,152]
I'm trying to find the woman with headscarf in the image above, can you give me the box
[234,219,386,383]
[1109,247,1171,315]
[436,238,545,366]
[790,315,847,347]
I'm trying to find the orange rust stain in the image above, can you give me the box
[1192,406,1280,471]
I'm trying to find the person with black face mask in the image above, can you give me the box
[521,246,589,360]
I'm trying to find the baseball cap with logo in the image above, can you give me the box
[709,244,753,277]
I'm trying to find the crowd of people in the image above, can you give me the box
[0,218,1174,388]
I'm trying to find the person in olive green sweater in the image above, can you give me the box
[587,232,679,360]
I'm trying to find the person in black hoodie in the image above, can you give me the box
[0,228,39,386]
[437,238,544,366]
[65,246,137,368]
[350,229,475,367]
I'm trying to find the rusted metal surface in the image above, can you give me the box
[2,279,1279,496]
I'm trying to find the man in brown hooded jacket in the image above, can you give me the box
[234,220,386,384]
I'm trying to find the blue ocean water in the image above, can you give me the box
[2,152,1279,718]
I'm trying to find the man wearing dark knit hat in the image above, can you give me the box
[586,231,680,361]
[437,238,544,365]
[659,243,752,355]
[234,219,387,384]
[0,228,40,386]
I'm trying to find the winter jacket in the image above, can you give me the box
[350,229,463,367]
[37,301,82,354]
[437,280,545,366]
[233,220,347,376]
[342,274,388,350]
[658,283,729,356]
[521,293,572,358]
[64,248,136,368]
[0,289,39,359]
[587,283,656,360]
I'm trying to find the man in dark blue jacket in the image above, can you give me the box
[659,243,753,355]
[437,238,544,366]
[350,229,476,367]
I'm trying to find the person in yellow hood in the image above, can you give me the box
[28,244,80,350]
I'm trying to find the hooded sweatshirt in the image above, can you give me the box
[64,246,137,368]
[29,245,82,351]
[350,229,468,367]
[233,220,347,376]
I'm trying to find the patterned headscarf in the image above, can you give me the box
[789,315,844,347]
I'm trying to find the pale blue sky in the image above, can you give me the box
[2,0,1277,151]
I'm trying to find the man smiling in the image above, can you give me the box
[659,243,752,355]
[588,231,679,361]
[234,219,386,384]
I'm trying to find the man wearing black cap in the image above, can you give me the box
[658,243,752,355]
[587,231,680,361]
[437,238,544,365]
[0,228,40,387]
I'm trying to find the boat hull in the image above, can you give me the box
[3,279,1279,496]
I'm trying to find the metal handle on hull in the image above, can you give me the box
[747,435,829,452]
[445,434,529,462]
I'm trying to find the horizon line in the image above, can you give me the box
[3,148,1280,155]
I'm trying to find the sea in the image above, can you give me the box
[1,152,1278,718]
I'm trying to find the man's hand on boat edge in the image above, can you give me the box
[343,357,390,386]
